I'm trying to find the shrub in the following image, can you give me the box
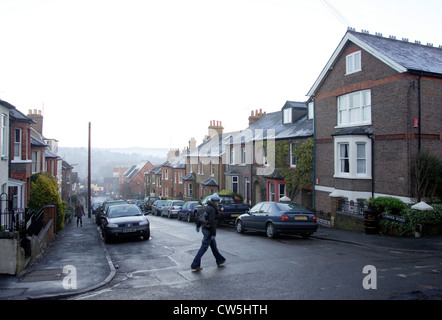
[29,172,66,232]
[380,203,442,236]
[366,196,407,215]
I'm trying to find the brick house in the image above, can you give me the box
[0,100,14,200]
[185,121,230,201]
[9,107,34,209]
[307,29,442,221]
[225,103,313,207]
[123,160,154,199]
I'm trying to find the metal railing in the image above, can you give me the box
[26,208,45,237]
[337,199,367,216]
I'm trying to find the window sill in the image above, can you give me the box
[335,122,372,129]
[333,174,372,180]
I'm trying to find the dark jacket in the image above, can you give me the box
[204,200,219,236]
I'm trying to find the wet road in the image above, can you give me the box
[71,214,442,300]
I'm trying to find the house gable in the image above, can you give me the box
[308,30,442,97]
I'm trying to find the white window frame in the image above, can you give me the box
[230,147,235,165]
[337,89,371,127]
[346,50,361,75]
[14,128,22,160]
[334,135,371,179]
[32,150,41,173]
[241,146,246,165]
[278,183,286,200]
[231,176,238,193]
[1,114,7,158]
[268,182,275,201]
[283,108,292,124]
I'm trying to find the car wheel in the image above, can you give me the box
[236,220,245,234]
[187,212,192,223]
[103,231,113,244]
[302,233,312,239]
[266,223,277,239]
[168,211,171,219]
[177,214,181,221]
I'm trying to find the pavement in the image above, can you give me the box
[0,215,441,300]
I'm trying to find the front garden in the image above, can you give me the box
[366,196,442,237]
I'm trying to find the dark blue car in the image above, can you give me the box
[177,201,201,222]
[235,201,318,239]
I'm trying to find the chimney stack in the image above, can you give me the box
[208,120,224,138]
[248,108,266,126]
[27,109,44,135]
[189,137,197,151]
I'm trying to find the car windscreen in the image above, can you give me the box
[220,197,235,204]
[276,202,309,212]
[108,206,142,218]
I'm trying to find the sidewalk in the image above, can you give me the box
[0,217,441,300]
[0,216,116,300]
[313,226,442,253]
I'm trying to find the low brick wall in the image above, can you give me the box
[0,232,25,275]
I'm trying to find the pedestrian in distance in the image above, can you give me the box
[191,193,226,271]
[75,200,85,227]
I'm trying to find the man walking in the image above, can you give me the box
[75,200,85,227]
[191,193,226,271]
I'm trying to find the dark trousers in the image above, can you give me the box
[191,227,225,269]
[76,216,83,226]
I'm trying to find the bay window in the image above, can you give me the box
[334,135,371,179]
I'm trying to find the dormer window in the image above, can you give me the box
[283,108,292,124]
[346,50,361,75]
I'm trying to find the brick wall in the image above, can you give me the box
[314,41,442,216]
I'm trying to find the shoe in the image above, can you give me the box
[217,260,226,267]
[191,267,203,271]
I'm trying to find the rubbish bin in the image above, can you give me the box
[363,207,379,235]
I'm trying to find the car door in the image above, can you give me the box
[254,203,272,231]
[243,203,262,230]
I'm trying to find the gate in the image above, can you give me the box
[0,192,25,233]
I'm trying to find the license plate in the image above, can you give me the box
[123,228,136,233]
[231,214,240,217]
[295,216,307,220]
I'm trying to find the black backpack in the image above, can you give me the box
[195,206,209,228]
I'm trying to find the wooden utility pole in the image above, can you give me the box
[88,122,92,218]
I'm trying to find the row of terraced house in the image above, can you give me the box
[144,29,442,227]
[0,102,78,231]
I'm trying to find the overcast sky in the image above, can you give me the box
[0,0,440,150]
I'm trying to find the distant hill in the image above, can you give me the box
[58,147,168,182]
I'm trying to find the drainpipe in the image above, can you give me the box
[418,73,422,152]
[312,98,316,211]
[369,134,374,198]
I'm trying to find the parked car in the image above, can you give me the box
[95,200,128,225]
[151,199,167,216]
[161,200,186,218]
[100,204,150,243]
[92,201,102,215]
[177,201,201,222]
[143,196,160,213]
[235,201,318,239]
[201,194,250,224]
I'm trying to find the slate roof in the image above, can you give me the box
[349,30,442,75]
[308,30,442,96]
[233,107,313,143]
[0,99,16,110]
